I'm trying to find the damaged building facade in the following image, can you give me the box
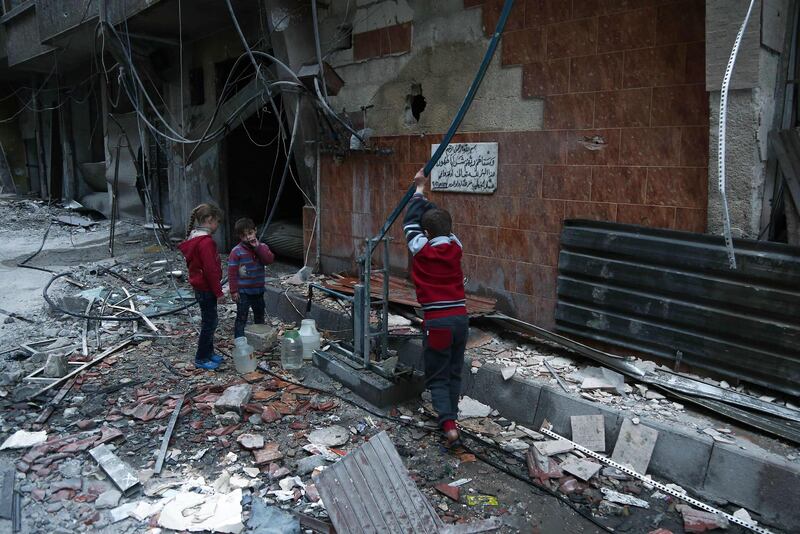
[0,0,795,331]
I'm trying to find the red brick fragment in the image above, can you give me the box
[435,483,460,502]
[76,420,96,430]
[60,436,99,453]
[97,426,124,445]
[678,505,729,533]
[243,404,263,415]
[49,489,76,502]
[261,406,281,423]
[290,422,308,430]
[211,424,240,437]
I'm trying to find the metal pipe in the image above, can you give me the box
[353,284,365,359]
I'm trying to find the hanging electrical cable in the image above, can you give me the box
[717,0,756,269]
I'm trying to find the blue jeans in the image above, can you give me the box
[423,314,469,425]
[195,290,218,361]
[234,291,266,338]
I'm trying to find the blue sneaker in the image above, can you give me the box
[195,358,220,370]
[211,354,224,364]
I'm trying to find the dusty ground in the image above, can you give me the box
[0,195,775,534]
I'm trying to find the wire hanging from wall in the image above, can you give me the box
[717,0,756,270]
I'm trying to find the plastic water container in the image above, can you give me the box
[232,337,257,374]
[281,330,303,370]
[298,319,321,361]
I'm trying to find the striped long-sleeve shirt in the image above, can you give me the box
[227,242,275,294]
[403,192,466,320]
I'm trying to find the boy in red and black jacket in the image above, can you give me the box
[403,168,469,447]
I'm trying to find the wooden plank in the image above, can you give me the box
[154,394,184,475]
[328,461,379,533]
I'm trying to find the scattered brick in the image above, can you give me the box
[435,483,461,502]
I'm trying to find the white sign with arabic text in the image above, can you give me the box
[430,142,498,194]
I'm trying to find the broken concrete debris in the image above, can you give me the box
[601,488,650,509]
[611,418,659,474]
[533,439,574,457]
[214,384,253,414]
[307,425,349,447]
[458,396,493,419]
[89,444,140,496]
[0,430,47,450]
[237,433,265,450]
[560,457,602,481]
[570,414,606,452]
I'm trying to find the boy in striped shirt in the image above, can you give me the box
[403,168,469,448]
[228,218,275,339]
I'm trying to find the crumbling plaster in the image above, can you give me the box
[320,0,543,136]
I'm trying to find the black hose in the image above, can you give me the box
[17,221,56,273]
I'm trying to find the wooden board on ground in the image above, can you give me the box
[324,274,496,316]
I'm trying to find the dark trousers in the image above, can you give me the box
[234,291,266,338]
[423,314,469,426]
[195,290,218,362]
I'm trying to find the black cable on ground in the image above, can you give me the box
[17,220,56,274]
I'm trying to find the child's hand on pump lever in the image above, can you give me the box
[414,167,427,194]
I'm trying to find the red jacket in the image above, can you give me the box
[178,233,223,298]
[403,192,466,320]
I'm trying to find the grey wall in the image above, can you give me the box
[318,0,542,137]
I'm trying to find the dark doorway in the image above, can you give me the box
[224,105,304,263]
[50,108,64,201]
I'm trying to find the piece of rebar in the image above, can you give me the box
[543,359,570,393]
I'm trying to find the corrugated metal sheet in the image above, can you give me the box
[315,431,443,534]
[556,220,800,397]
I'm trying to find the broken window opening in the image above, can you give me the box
[404,83,426,125]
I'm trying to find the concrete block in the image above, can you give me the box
[244,324,278,352]
[611,418,659,474]
[532,387,623,451]
[264,286,352,338]
[645,419,713,489]
[214,384,252,414]
[702,442,800,532]
[460,363,543,426]
[42,354,69,378]
[570,415,605,452]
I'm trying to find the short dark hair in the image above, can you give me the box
[234,217,256,238]
[421,208,452,238]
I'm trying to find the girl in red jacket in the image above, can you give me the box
[178,203,225,370]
